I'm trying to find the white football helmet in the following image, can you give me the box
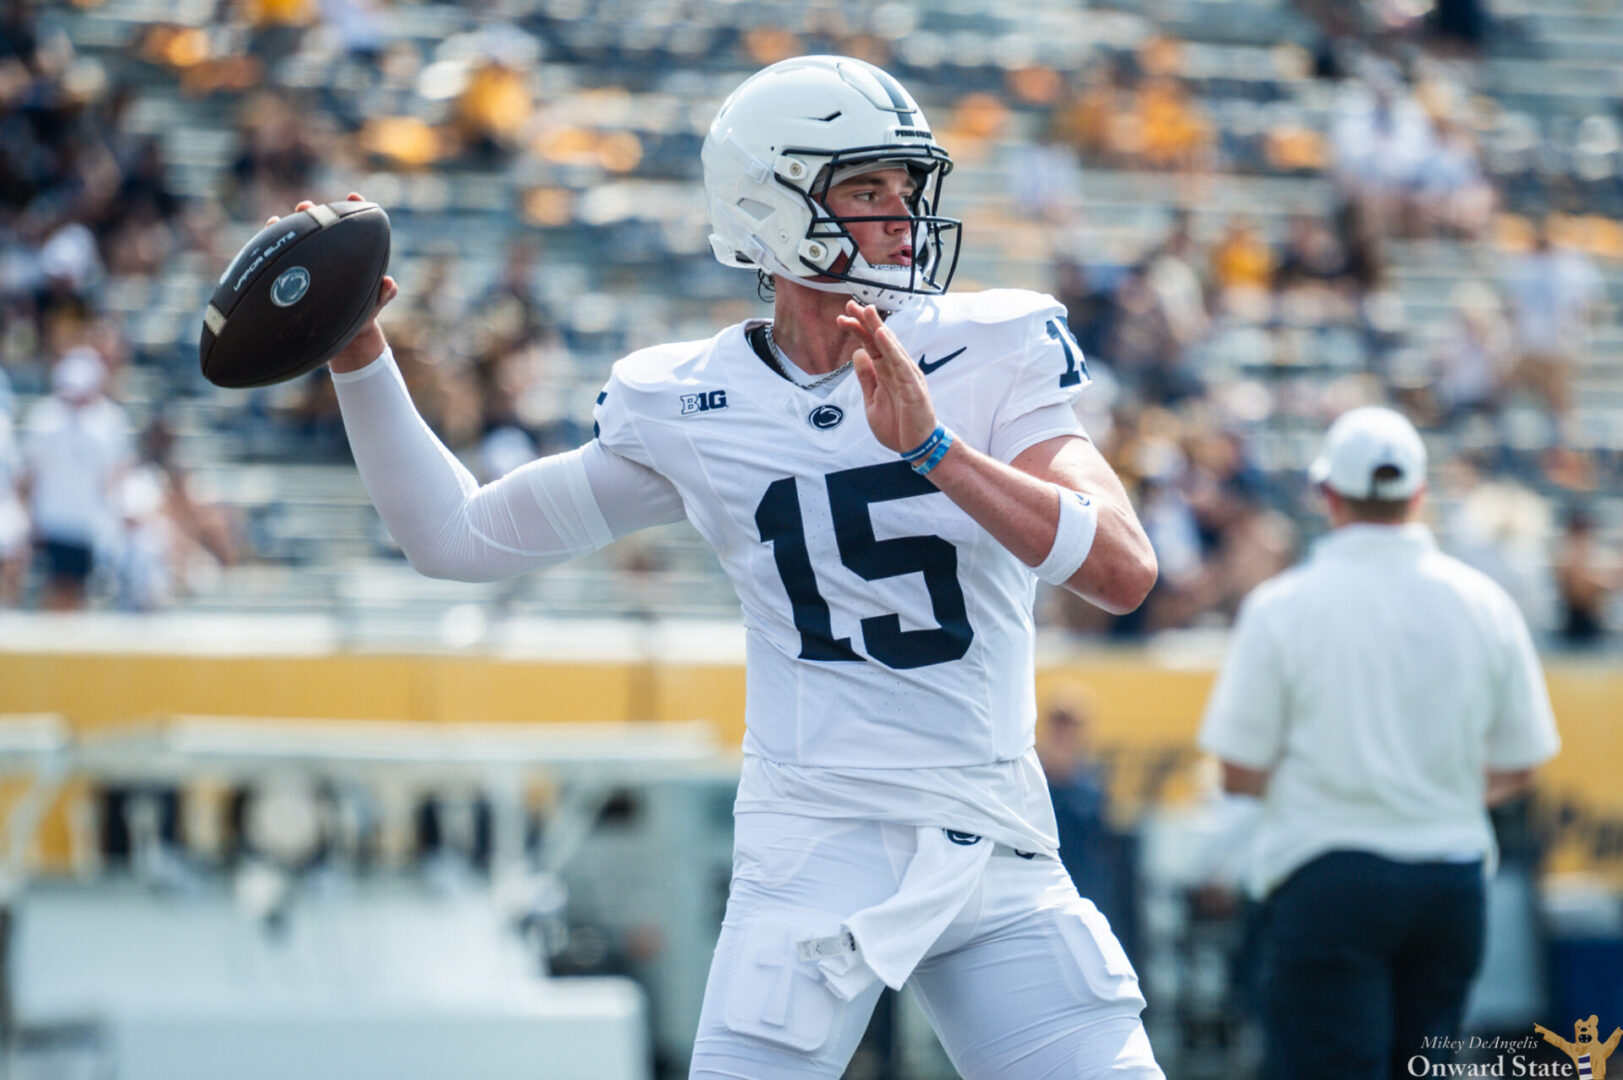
[702,55,961,311]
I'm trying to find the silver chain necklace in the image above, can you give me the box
[763,323,852,390]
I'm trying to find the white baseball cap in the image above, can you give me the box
[1308,406,1427,501]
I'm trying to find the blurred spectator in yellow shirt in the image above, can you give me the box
[1211,216,1275,316]
[1136,76,1212,172]
[455,57,533,161]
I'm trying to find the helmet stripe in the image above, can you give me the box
[866,65,919,127]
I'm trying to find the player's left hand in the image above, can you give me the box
[838,300,937,454]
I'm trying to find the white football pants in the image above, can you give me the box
[689,812,1164,1079]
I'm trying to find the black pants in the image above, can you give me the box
[1261,850,1485,1080]
[39,538,94,583]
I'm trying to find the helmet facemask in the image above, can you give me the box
[786,148,961,309]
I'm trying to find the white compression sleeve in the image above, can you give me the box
[332,348,684,581]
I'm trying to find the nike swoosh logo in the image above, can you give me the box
[917,346,966,374]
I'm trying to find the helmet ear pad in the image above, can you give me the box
[797,196,857,277]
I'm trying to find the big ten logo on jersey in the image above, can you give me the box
[680,389,729,416]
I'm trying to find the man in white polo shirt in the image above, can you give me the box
[22,348,133,610]
[1199,405,1560,1080]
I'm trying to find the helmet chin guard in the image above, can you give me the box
[702,56,961,311]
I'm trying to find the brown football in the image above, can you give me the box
[200,201,390,388]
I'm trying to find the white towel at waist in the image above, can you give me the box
[798,825,994,1001]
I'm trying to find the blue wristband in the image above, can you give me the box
[905,426,955,475]
[901,425,946,462]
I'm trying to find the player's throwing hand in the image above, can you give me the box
[838,299,937,454]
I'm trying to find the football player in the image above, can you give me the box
[315,55,1161,1079]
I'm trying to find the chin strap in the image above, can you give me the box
[749,243,920,312]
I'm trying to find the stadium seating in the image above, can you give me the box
[0,0,1615,639]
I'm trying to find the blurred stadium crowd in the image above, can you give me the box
[0,0,1619,645]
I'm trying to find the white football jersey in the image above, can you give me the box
[594,289,1090,774]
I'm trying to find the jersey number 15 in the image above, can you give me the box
[755,461,974,670]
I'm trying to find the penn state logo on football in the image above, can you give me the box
[807,404,844,429]
[270,266,311,308]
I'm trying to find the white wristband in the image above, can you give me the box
[1033,487,1099,585]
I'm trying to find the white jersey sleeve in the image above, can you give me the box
[988,401,1087,464]
[333,349,683,581]
[1484,589,1561,770]
[984,291,1090,431]
[592,365,657,471]
[898,289,1091,464]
